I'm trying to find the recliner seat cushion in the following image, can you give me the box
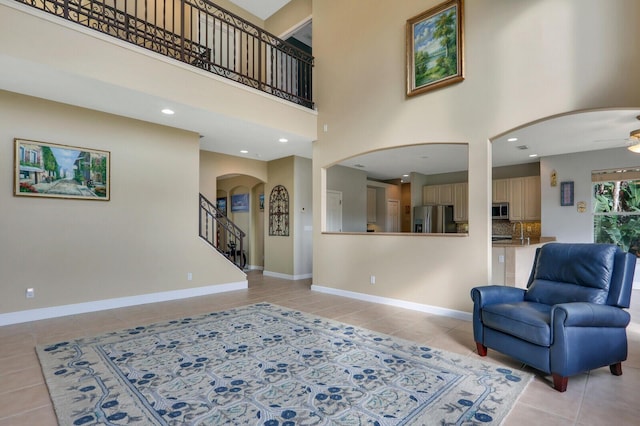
[482,302,552,347]
[525,243,616,305]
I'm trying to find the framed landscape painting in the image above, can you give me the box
[14,138,110,201]
[406,0,464,96]
[231,193,249,212]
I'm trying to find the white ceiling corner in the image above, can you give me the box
[227,0,291,20]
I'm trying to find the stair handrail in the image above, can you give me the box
[199,193,246,269]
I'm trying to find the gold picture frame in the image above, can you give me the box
[406,0,465,96]
[14,138,110,201]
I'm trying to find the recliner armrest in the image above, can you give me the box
[552,303,631,328]
[471,285,526,308]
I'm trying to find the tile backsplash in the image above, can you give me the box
[492,220,541,238]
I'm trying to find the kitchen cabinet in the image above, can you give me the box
[438,184,454,205]
[508,176,540,221]
[453,182,468,222]
[492,179,510,203]
[509,178,524,220]
[423,184,454,205]
[524,176,541,220]
[423,185,438,205]
[367,187,377,223]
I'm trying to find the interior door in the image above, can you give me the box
[326,190,342,232]
[387,199,400,232]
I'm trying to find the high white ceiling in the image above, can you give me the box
[492,109,640,168]
[336,109,640,181]
[337,144,469,181]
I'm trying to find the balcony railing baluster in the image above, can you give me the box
[14,0,314,108]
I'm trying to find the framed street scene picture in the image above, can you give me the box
[14,138,110,201]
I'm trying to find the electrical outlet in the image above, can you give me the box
[187,272,193,281]
[370,275,376,285]
[26,288,35,298]
[526,225,532,232]
[498,255,505,263]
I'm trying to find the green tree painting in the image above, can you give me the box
[413,6,458,88]
[41,146,59,179]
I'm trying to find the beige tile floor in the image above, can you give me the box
[1,271,639,425]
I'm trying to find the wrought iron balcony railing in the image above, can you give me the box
[16,0,314,108]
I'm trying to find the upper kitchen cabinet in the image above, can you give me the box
[524,176,541,220]
[423,184,454,205]
[438,184,454,205]
[509,176,540,221]
[453,182,468,222]
[423,185,439,205]
[424,182,467,222]
[492,179,510,203]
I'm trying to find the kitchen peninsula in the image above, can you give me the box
[491,237,556,287]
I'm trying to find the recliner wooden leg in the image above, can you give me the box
[475,342,487,356]
[610,362,623,376]
[552,374,568,392]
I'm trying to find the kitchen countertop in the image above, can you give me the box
[492,236,556,247]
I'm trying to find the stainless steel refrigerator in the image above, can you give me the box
[413,205,457,233]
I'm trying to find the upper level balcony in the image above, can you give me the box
[13,0,313,109]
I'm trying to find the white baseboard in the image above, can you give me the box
[246,265,264,271]
[0,281,248,326]
[310,284,472,321]
[263,271,313,280]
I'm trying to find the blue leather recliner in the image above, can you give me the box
[471,243,636,392]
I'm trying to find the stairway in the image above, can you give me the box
[199,193,246,270]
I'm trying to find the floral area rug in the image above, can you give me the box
[36,303,531,425]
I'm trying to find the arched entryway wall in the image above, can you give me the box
[312,0,640,313]
[216,177,265,269]
[200,151,269,270]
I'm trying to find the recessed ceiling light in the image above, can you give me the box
[161,108,175,115]
[278,138,288,143]
[529,153,538,158]
[240,150,249,154]
[402,174,409,177]
[507,137,518,142]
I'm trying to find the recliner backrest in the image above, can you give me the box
[524,243,617,305]
[607,250,636,308]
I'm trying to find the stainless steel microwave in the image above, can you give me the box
[492,203,509,219]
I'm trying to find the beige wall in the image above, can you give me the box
[265,0,312,37]
[0,90,245,315]
[293,156,313,276]
[265,157,295,275]
[200,151,268,268]
[312,0,640,312]
[251,183,266,269]
[209,0,265,27]
[199,151,268,201]
[217,175,263,266]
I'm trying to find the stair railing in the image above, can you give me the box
[199,193,246,270]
